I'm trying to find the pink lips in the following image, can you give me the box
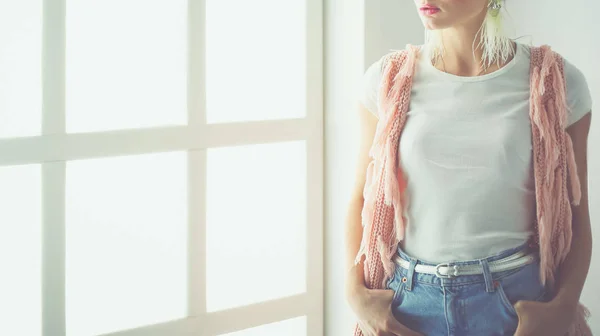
[419,4,440,15]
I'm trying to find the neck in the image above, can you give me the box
[431,12,511,77]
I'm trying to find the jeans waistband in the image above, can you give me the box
[395,241,538,288]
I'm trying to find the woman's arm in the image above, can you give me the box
[344,103,423,336]
[514,111,593,336]
[344,102,378,297]
[552,111,593,309]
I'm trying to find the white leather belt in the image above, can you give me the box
[393,250,538,278]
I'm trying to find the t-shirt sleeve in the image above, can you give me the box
[359,57,385,118]
[564,58,592,127]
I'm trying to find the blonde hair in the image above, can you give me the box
[426,0,515,71]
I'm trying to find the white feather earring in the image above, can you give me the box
[477,0,515,70]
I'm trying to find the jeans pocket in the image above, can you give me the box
[495,261,547,317]
[386,268,407,307]
[391,280,406,307]
[385,271,397,289]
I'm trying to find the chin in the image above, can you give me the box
[420,18,451,31]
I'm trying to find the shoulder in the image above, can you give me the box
[528,44,592,126]
[381,45,423,73]
[365,45,422,90]
[368,45,423,75]
[527,44,586,78]
[359,54,389,117]
[546,48,592,126]
[527,44,566,68]
[561,56,592,126]
[364,49,407,77]
[524,44,589,95]
[362,48,413,94]
[360,46,421,117]
[561,57,589,94]
[363,54,387,81]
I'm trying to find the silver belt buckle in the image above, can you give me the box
[435,263,459,278]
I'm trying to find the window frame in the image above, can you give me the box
[0,0,323,335]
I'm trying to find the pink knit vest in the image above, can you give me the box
[354,45,592,335]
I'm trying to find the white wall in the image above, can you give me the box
[323,1,364,334]
[325,0,599,334]
[507,1,600,333]
[324,1,422,334]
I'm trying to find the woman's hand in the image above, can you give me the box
[513,299,575,336]
[347,285,423,336]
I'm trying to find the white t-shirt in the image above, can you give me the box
[360,43,592,263]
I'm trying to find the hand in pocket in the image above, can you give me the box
[513,300,574,336]
[351,288,423,336]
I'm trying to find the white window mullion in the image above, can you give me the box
[306,138,324,336]
[42,0,66,134]
[99,318,200,336]
[188,150,207,321]
[0,120,308,167]
[41,163,66,336]
[200,295,309,335]
[188,0,207,324]
[306,0,324,334]
[188,0,206,129]
[42,0,67,336]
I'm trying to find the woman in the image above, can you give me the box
[345,0,593,335]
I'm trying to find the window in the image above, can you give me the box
[0,1,323,335]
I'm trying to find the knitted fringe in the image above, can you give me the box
[530,46,590,335]
[353,46,418,336]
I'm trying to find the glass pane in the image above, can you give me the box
[220,316,306,336]
[66,0,187,133]
[207,141,306,312]
[66,152,187,336]
[0,165,41,336]
[206,0,306,123]
[0,1,42,138]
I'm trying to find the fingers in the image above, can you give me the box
[357,321,375,336]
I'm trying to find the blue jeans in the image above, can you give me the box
[386,241,549,336]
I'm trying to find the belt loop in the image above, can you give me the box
[480,258,495,293]
[405,257,417,291]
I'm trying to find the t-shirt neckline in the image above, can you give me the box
[420,42,524,82]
